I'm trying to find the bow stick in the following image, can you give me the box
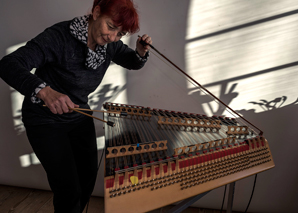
[138,35,263,135]
[69,107,115,127]
[43,105,128,127]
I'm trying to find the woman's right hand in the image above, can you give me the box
[36,86,79,114]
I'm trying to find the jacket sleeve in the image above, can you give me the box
[110,40,148,70]
[0,25,63,98]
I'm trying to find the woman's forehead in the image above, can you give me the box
[104,17,127,34]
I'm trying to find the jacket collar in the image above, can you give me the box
[70,15,106,70]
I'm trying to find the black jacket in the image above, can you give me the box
[0,20,147,125]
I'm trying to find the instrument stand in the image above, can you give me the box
[227,182,236,213]
[166,182,236,213]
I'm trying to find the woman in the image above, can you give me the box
[0,0,152,212]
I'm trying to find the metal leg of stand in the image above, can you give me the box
[227,182,236,213]
[166,191,210,213]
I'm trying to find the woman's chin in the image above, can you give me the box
[99,38,108,46]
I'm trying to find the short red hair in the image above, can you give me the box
[92,0,139,34]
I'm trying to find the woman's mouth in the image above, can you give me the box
[102,37,108,43]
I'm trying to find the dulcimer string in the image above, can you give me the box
[138,35,263,136]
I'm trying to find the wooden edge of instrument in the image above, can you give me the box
[106,140,168,158]
[105,105,152,117]
[157,116,221,129]
[226,125,249,135]
[104,146,275,213]
[173,137,236,156]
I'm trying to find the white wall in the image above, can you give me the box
[1,0,298,212]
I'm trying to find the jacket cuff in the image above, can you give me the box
[135,49,149,62]
[30,82,49,103]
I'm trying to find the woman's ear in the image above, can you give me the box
[92,5,101,21]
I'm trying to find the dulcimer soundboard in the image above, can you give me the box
[103,102,274,213]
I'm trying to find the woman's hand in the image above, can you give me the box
[136,34,152,57]
[37,86,79,114]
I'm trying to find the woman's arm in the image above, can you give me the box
[0,24,78,114]
[111,35,152,70]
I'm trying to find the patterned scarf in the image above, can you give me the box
[70,15,106,70]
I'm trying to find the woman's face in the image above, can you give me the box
[89,7,127,47]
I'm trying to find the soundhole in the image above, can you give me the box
[184,147,190,153]
[112,149,118,154]
[159,143,164,148]
[177,149,183,154]
[151,143,157,149]
[128,147,134,152]
[144,145,150,150]
[139,110,143,113]
[128,109,131,112]
[120,148,126,153]
[133,109,137,113]
[191,146,196,151]
[136,146,142,151]
[122,108,126,111]
[116,107,120,111]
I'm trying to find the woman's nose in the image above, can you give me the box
[108,31,117,42]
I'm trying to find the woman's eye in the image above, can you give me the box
[108,25,115,30]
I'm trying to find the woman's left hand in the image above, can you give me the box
[136,34,152,57]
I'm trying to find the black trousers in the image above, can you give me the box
[25,117,98,213]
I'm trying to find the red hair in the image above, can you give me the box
[92,0,139,34]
